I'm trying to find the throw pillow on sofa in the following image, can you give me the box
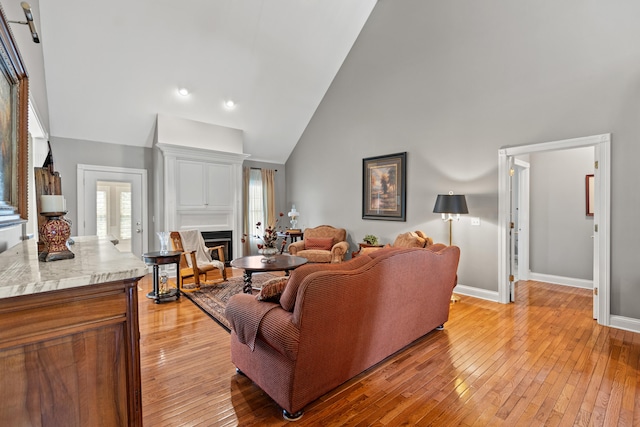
[256,276,289,302]
[304,237,333,251]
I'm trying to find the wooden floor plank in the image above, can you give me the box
[138,274,640,426]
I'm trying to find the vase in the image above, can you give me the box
[39,212,74,262]
[259,247,279,263]
[157,231,170,254]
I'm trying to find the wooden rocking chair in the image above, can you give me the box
[170,231,227,291]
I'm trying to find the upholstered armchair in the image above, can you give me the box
[287,225,349,263]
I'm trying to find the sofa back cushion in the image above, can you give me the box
[304,237,334,251]
[280,254,372,312]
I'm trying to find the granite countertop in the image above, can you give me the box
[0,236,149,299]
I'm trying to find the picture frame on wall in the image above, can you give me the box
[362,152,406,221]
[586,174,594,216]
[0,5,30,227]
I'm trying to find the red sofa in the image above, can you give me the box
[225,245,460,420]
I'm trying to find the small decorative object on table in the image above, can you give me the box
[38,195,74,262]
[156,231,170,254]
[363,234,379,246]
[288,205,300,229]
[243,213,287,264]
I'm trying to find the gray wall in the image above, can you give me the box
[529,147,594,280]
[286,0,640,319]
[50,137,153,242]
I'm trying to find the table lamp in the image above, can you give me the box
[288,205,300,230]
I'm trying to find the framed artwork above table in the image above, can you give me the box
[362,152,406,221]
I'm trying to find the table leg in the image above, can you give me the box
[175,260,181,299]
[242,271,253,294]
[146,264,160,300]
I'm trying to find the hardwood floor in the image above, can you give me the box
[138,271,640,426]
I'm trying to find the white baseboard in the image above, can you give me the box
[609,315,640,334]
[527,272,593,289]
[453,284,499,302]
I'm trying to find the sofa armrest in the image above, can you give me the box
[330,241,350,263]
[225,293,279,350]
[288,240,305,255]
[257,308,300,360]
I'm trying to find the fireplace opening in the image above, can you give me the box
[201,230,232,266]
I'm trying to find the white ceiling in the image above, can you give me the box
[37,0,377,163]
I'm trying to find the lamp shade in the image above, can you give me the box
[433,194,468,214]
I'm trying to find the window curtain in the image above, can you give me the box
[261,169,276,229]
[242,167,277,256]
[242,167,251,256]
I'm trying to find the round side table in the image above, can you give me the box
[142,251,182,304]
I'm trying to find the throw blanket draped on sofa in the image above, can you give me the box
[225,245,460,418]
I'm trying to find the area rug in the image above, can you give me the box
[182,273,279,331]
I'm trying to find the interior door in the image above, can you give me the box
[507,156,516,302]
[592,153,600,319]
[77,165,147,258]
[515,160,530,283]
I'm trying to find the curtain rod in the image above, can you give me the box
[250,167,278,172]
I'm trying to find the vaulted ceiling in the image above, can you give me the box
[33,0,377,163]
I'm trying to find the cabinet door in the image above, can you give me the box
[206,163,233,208]
[177,160,207,208]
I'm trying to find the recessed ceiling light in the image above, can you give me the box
[178,88,189,96]
[224,100,236,110]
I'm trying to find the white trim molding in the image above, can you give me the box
[453,284,499,303]
[527,272,593,290]
[609,316,640,334]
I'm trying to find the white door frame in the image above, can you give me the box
[513,159,530,283]
[77,164,148,256]
[498,133,610,325]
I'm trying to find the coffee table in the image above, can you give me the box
[230,255,308,294]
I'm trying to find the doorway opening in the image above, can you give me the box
[96,180,132,253]
[498,134,610,326]
[77,165,148,258]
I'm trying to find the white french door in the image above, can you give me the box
[77,165,148,258]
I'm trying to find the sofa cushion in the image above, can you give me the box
[256,276,289,302]
[304,237,334,251]
[279,254,373,312]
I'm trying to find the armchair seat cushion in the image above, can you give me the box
[292,249,332,264]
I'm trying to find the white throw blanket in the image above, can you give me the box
[178,230,224,271]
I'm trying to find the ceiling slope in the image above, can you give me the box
[38,0,377,163]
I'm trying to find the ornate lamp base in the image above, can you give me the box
[39,212,74,262]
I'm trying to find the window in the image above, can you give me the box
[248,169,264,251]
[96,189,108,237]
[119,190,132,239]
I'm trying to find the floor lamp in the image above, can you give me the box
[433,191,468,302]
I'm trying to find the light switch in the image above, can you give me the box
[471,217,480,226]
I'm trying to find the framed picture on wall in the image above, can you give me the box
[0,6,30,227]
[586,174,594,216]
[362,152,406,221]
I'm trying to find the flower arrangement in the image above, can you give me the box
[243,212,287,249]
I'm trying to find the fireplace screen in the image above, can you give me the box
[201,230,232,265]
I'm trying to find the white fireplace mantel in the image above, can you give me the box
[155,142,249,260]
